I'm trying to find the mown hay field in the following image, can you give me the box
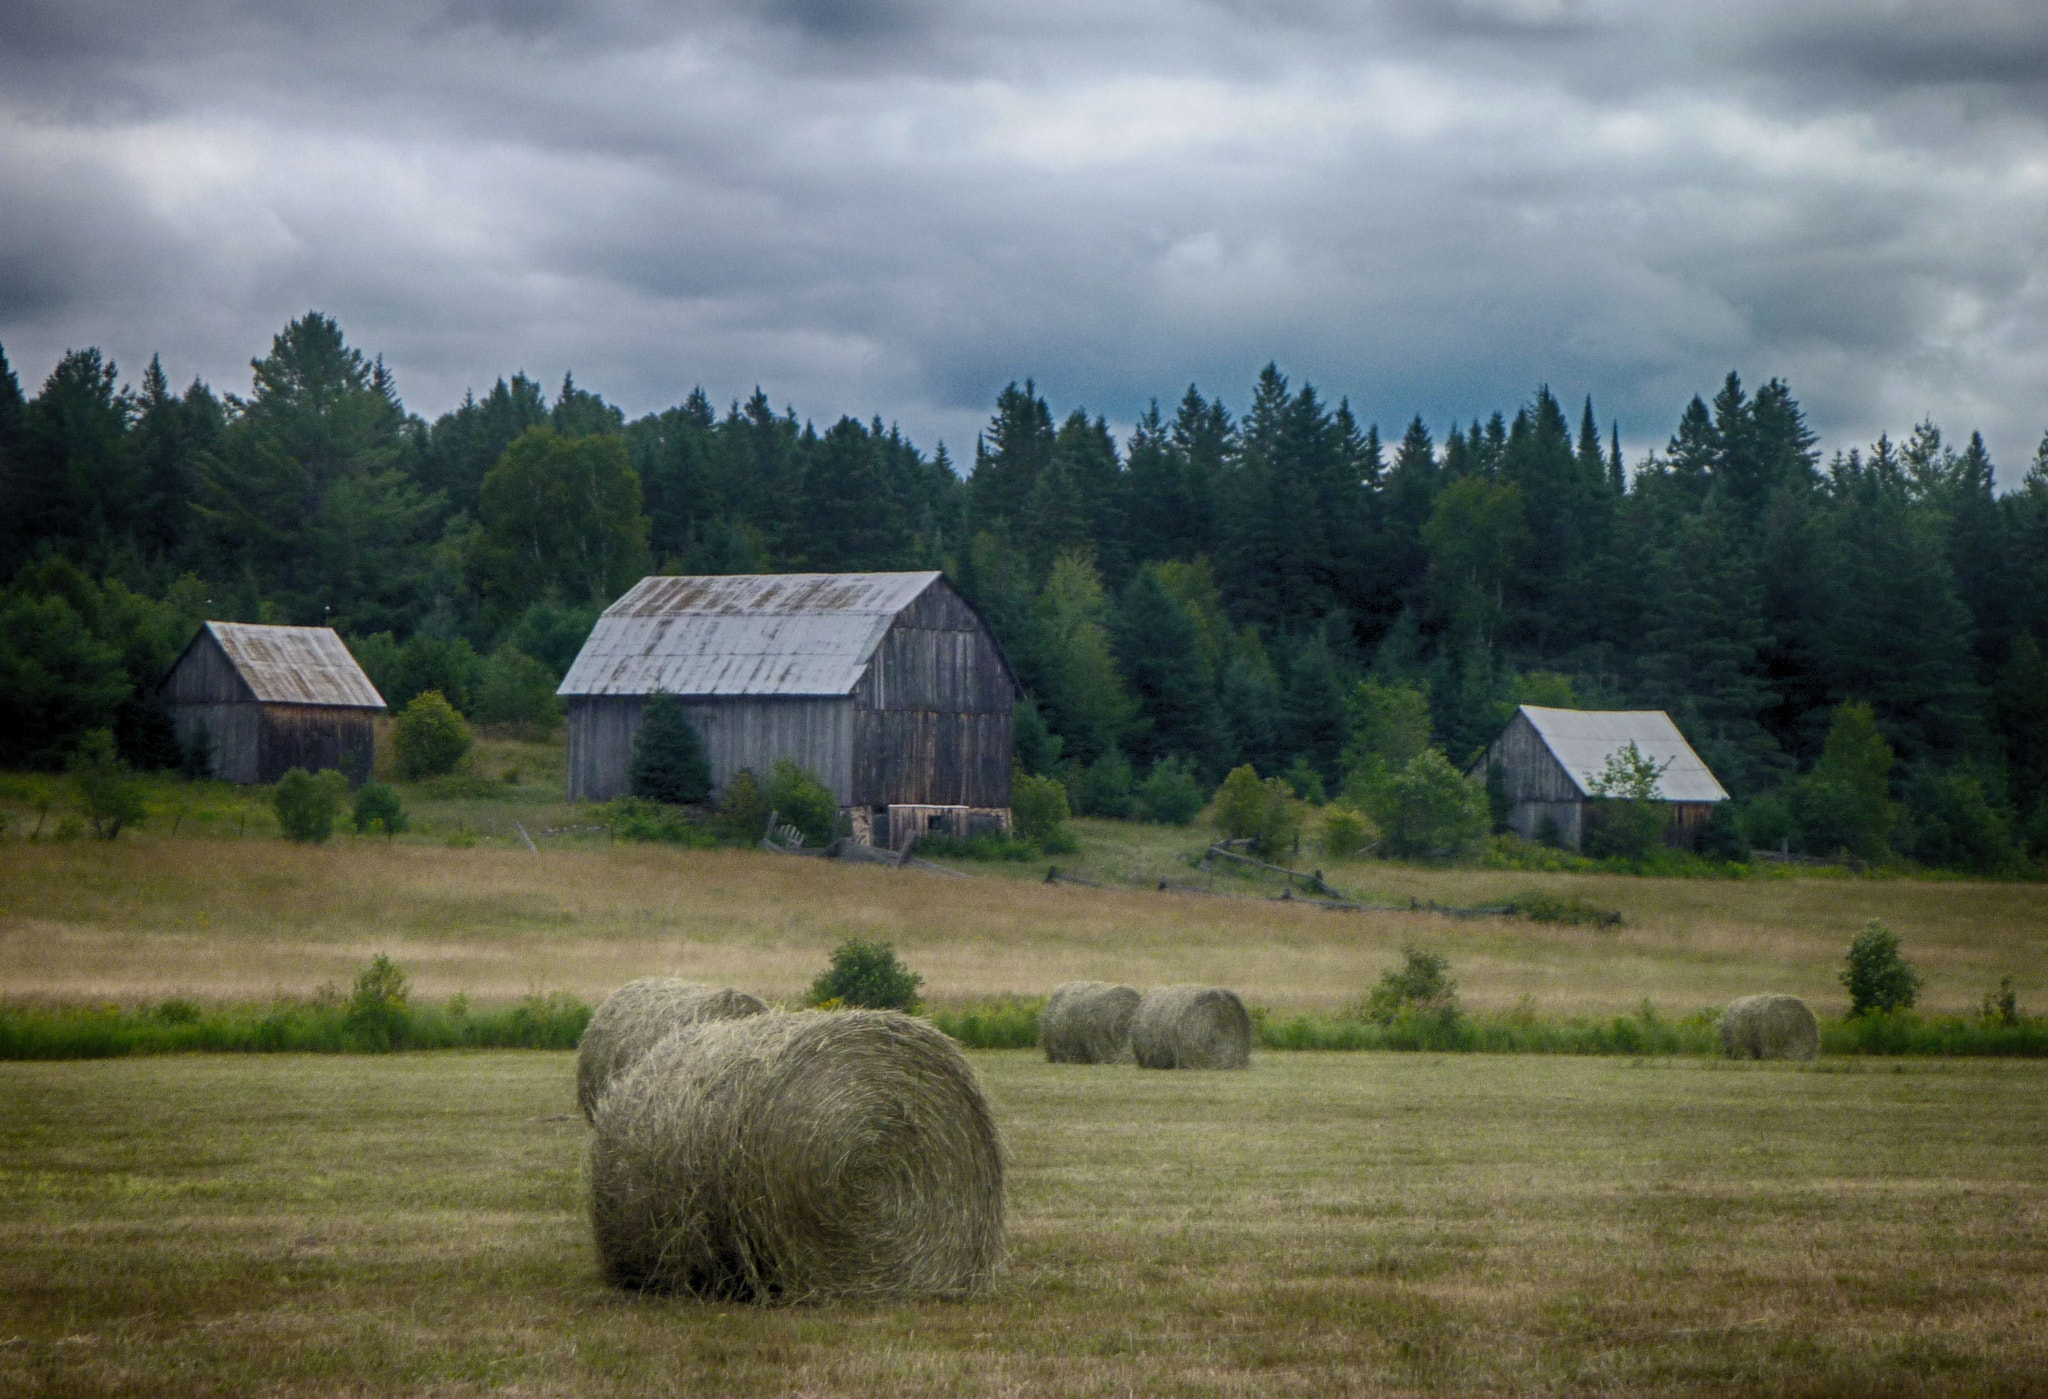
[3,1049,2044,1397]
[1,834,2042,1018]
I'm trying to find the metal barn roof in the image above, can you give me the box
[1518,705,1729,802]
[558,572,945,698]
[204,622,386,708]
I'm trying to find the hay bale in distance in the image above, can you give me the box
[1130,985,1252,1070]
[589,1009,1005,1302]
[1042,981,1141,1064]
[576,978,769,1120]
[1719,994,1820,1061]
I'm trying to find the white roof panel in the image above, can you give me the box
[558,572,941,698]
[207,622,385,708]
[1518,705,1729,802]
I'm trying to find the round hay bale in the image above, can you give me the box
[1719,994,1820,1061]
[576,979,769,1120]
[589,1009,1005,1302]
[1129,985,1252,1070]
[1042,981,1141,1064]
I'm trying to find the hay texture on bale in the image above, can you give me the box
[589,1009,1005,1302]
[1719,994,1820,1061]
[1130,985,1253,1070]
[1042,981,1141,1064]
[576,979,769,1120]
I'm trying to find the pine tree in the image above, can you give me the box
[1114,565,1228,776]
[630,693,712,804]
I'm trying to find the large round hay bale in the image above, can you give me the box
[576,979,769,1120]
[1042,981,1141,1064]
[589,1009,1005,1302]
[1719,994,1820,1061]
[1129,985,1252,1070]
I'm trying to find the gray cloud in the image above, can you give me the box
[1,0,2044,477]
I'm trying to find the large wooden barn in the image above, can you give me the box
[159,623,386,785]
[1476,705,1728,850]
[558,572,1019,846]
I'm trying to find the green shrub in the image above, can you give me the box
[930,998,1043,1048]
[1700,801,1750,861]
[471,645,563,731]
[765,758,837,847]
[1842,919,1921,1015]
[807,938,923,1011]
[1282,756,1327,805]
[1983,976,2020,1028]
[1318,802,1377,858]
[1360,947,1458,1025]
[1363,749,1486,858]
[393,690,471,779]
[914,831,1041,861]
[1212,764,1303,859]
[1072,748,1135,818]
[712,769,771,845]
[69,728,146,839]
[603,795,715,846]
[351,781,407,839]
[273,768,351,843]
[1509,889,1622,926]
[1011,769,1075,852]
[346,954,410,1048]
[628,693,711,804]
[1134,756,1205,825]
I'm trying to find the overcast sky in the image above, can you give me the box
[3,0,2045,481]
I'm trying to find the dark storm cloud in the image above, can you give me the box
[1,0,2044,477]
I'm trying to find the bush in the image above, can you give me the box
[1585,798,1666,860]
[1983,976,2020,1028]
[393,690,471,779]
[1212,764,1303,859]
[712,770,771,845]
[1842,919,1921,1015]
[1134,757,1205,825]
[1282,756,1327,805]
[764,758,837,847]
[1906,766,2017,874]
[1361,947,1458,1025]
[603,795,716,847]
[914,831,1041,861]
[1318,803,1378,859]
[807,938,922,1011]
[346,954,410,1048]
[273,768,351,843]
[1011,769,1076,853]
[1700,801,1750,862]
[69,728,146,839]
[628,693,711,805]
[1366,749,1487,859]
[1072,748,1135,818]
[471,645,563,731]
[351,781,408,839]
[1508,889,1622,926]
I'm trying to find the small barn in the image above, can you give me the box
[558,572,1019,846]
[1477,705,1728,850]
[160,622,386,785]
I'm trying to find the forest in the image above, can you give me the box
[2,311,2046,873]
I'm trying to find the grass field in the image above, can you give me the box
[4,1049,2045,1397]
[2,830,2042,1020]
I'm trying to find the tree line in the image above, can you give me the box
[2,311,2046,871]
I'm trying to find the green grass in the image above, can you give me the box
[4,1050,2045,1397]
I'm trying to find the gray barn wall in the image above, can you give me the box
[257,707,376,785]
[567,695,855,803]
[1483,711,1589,850]
[850,582,1014,809]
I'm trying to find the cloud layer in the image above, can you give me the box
[3,0,2045,477]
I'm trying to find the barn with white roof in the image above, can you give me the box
[1476,705,1729,851]
[557,572,1018,847]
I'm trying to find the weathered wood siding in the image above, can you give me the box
[849,581,1014,809]
[566,695,855,803]
[256,706,375,785]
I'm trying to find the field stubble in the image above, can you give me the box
[2,1050,2044,1397]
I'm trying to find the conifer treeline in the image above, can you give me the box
[3,312,2047,868]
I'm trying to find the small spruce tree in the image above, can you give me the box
[629,693,712,804]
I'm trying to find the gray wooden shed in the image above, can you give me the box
[1476,705,1728,850]
[558,572,1019,843]
[159,622,386,785]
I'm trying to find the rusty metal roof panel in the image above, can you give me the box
[207,622,386,708]
[559,572,941,697]
[1517,705,1729,802]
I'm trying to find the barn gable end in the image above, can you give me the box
[159,623,384,785]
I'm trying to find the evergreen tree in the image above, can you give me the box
[801,417,910,570]
[630,693,712,804]
[1113,565,1227,776]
